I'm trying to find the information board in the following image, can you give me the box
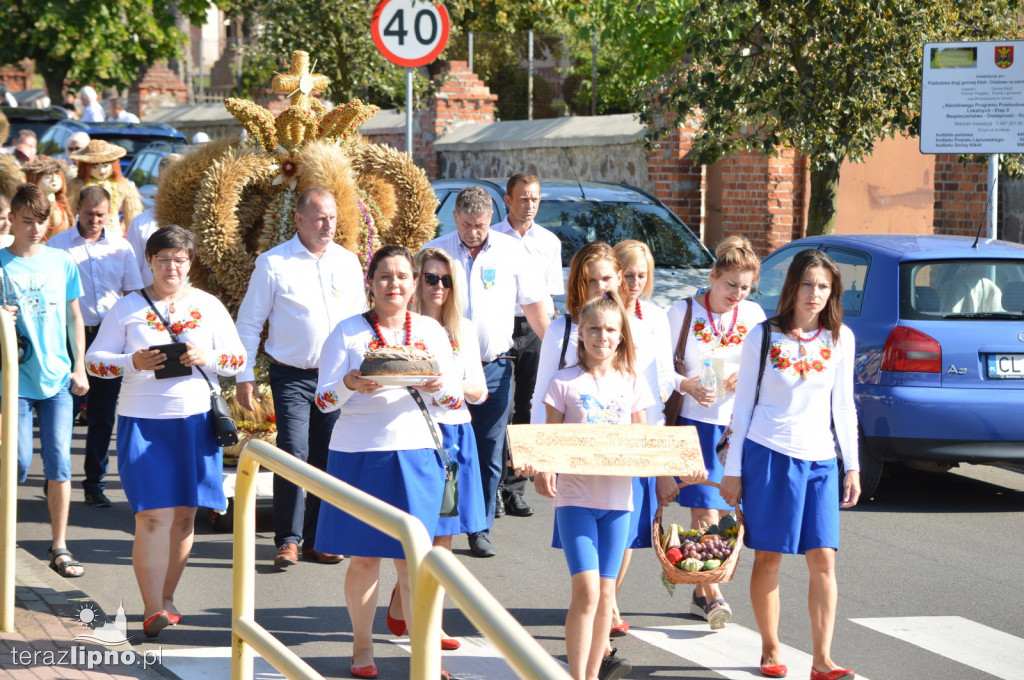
[920,40,1024,154]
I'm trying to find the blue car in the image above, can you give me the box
[38,120,187,172]
[755,234,1024,497]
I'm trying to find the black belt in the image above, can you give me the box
[268,356,318,373]
[84,326,100,333]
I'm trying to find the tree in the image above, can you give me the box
[586,0,1022,235]
[0,0,219,103]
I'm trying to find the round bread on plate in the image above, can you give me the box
[360,346,439,377]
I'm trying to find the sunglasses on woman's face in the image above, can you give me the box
[423,272,453,288]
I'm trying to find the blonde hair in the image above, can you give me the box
[613,239,655,299]
[712,235,760,282]
[412,247,464,344]
[575,294,636,377]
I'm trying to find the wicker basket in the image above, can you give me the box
[651,480,744,585]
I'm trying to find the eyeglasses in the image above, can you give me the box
[154,257,190,268]
[423,273,453,288]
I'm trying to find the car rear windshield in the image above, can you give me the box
[900,259,1024,319]
[93,135,179,156]
[535,200,713,269]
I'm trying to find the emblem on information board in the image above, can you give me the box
[995,46,1014,69]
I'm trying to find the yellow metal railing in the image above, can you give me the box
[232,438,571,680]
[0,309,19,632]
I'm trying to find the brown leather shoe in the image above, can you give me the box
[274,543,298,569]
[302,548,343,564]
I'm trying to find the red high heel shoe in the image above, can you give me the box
[387,586,407,636]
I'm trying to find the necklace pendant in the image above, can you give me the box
[799,344,807,357]
[800,371,808,381]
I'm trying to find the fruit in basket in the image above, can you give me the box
[702,559,722,571]
[666,523,682,549]
[700,533,724,544]
[679,557,704,572]
[665,547,684,565]
[727,538,737,548]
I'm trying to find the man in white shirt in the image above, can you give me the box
[493,173,563,518]
[106,98,140,124]
[48,185,143,508]
[235,187,366,569]
[78,86,104,123]
[422,186,550,557]
[126,153,183,286]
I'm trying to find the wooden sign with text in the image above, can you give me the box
[506,424,704,477]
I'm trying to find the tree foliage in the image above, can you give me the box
[0,0,218,103]
[585,0,1023,235]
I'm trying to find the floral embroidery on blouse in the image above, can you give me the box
[437,393,463,410]
[365,338,428,352]
[693,318,749,347]
[218,353,245,370]
[87,361,124,378]
[768,341,832,378]
[315,391,339,410]
[145,306,202,336]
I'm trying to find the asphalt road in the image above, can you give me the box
[8,423,1024,680]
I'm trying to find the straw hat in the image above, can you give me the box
[21,155,69,177]
[70,139,126,164]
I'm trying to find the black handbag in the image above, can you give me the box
[407,386,459,518]
[139,289,239,447]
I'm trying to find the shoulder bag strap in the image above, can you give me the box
[672,298,693,376]
[557,314,572,370]
[406,386,451,466]
[139,287,218,395]
[752,318,773,407]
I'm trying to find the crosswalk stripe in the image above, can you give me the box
[629,622,871,680]
[159,647,285,679]
[390,636,569,679]
[851,616,1024,680]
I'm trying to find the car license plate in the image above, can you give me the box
[987,354,1024,378]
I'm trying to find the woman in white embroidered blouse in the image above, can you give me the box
[719,249,860,680]
[313,245,463,679]
[665,235,765,629]
[86,225,246,638]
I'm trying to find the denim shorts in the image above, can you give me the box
[17,379,73,483]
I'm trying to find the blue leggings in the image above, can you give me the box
[555,506,631,578]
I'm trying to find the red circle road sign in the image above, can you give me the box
[372,0,451,68]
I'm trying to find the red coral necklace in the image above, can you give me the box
[791,324,823,361]
[634,299,643,320]
[704,292,738,340]
[371,311,412,346]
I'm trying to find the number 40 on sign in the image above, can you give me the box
[371,0,451,68]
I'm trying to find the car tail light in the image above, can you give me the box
[882,326,941,373]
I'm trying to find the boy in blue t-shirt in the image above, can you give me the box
[1,183,88,577]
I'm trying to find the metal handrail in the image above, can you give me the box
[0,309,19,632]
[232,438,571,680]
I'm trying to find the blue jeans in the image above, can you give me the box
[269,363,339,549]
[466,358,514,531]
[17,379,73,483]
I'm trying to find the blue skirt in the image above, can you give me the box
[741,440,840,554]
[116,413,225,514]
[624,477,658,549]
[316,448,445,560]
[675,416,732,511]
[435,423,488,537]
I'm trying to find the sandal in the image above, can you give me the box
[47,548,84,578]
[705,598,732,630]
[690,589,709,620]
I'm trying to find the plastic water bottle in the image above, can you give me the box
[700,358,718,394]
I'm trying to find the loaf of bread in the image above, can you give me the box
[359,346,439,376]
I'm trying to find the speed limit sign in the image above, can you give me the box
[372,0,451,68]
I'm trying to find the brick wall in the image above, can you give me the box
[646,114,704,234]
[0,61,30,93]
[415,61,497,176]
[128,63,188,120]
[933,154,989,237]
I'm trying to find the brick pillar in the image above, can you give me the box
[646,113,704,234]
[416,61,497,178]
[717,149,805,255]
[128,63,188,120]
[933,154,988,236]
